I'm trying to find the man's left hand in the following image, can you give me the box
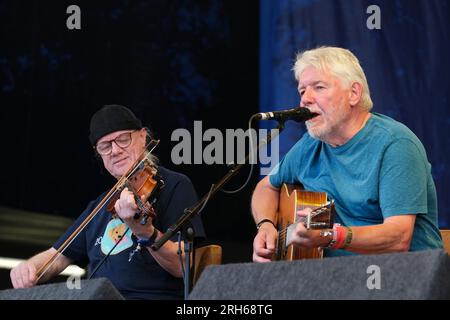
[114,187,154,239]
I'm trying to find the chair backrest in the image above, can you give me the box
[193,244,222,285]
[440,230,450,255]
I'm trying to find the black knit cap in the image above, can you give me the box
[89,104,143,145]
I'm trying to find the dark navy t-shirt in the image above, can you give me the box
[53,166,205,299]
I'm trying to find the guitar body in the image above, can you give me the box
[274,184,331,261]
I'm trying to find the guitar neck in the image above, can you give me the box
[283,203,333,248]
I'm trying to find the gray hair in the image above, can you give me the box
[292,46,373,111]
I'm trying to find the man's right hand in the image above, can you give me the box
[10,261,38,288]
[252,223,278,263]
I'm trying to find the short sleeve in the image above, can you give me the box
[379,139,428,217]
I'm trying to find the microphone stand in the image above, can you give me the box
[151,119,287,299]
[182,226,195,298]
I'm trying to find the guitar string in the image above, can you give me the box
[278,204,330,238]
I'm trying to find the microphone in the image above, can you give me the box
[254,107,318,122]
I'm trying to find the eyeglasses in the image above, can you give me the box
[95,130,137,155]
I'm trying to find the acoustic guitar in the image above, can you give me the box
[273,184,335,261]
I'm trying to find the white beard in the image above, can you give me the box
[305,107,348,142]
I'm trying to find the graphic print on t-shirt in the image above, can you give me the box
[101,218,133,255]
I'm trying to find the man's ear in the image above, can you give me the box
[139,127,147,136]
[349,82,363,107]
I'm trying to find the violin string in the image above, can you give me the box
[123,181,147,216]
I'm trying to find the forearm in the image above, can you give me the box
[343,216,415,254]
[11,247,73,288]
[144,232,186,278]
[33,248,73,282]
[251,176,279,224]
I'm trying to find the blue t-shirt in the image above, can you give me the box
[270,113,442,256]
[54,166,205,299]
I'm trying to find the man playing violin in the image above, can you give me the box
[10,104,205,299]
[252,47,443,262]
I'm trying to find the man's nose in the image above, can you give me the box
[300,87,314,107]
[110,141,123,155]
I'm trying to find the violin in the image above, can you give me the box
[107,159,163,225]
[36,141,162,281]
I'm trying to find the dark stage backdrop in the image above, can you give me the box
[1,0,449,291]
[259,0,450,228]
[0,0,259,267]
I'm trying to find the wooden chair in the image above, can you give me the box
[440,230,450,255]
[193,244,222,285]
